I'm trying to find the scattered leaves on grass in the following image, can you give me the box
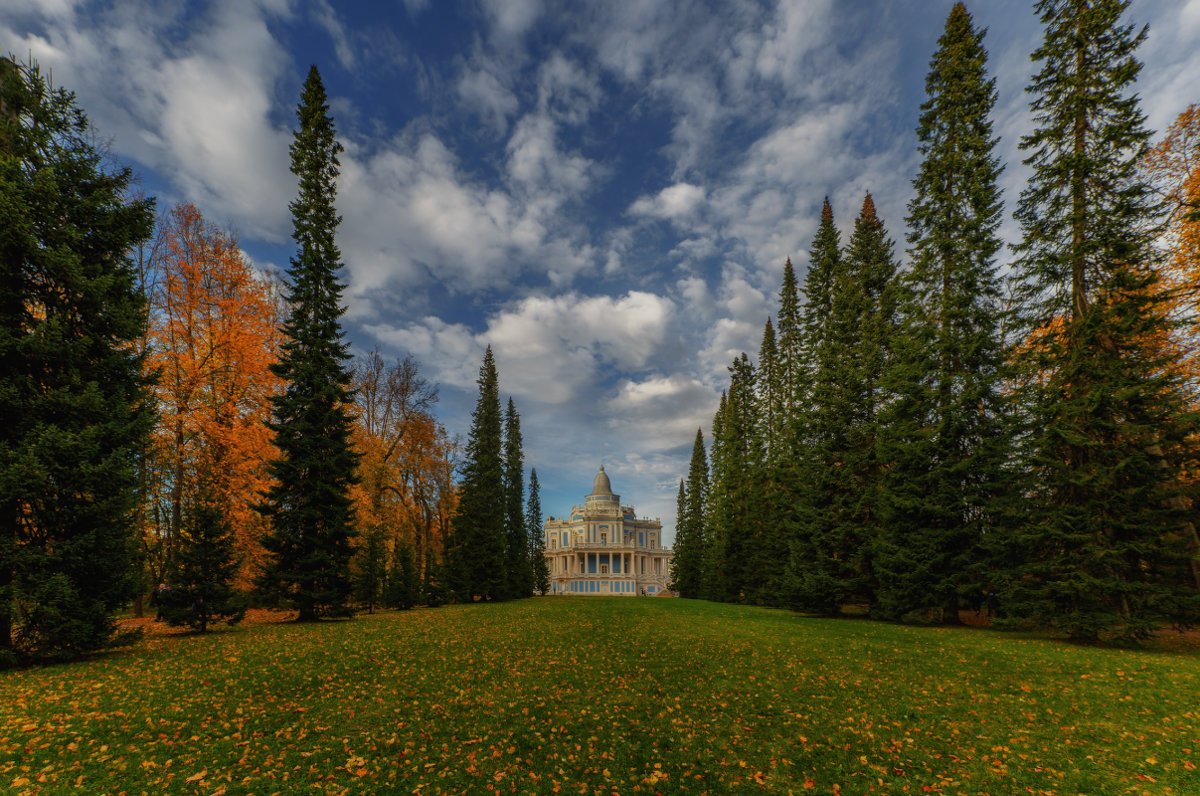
[2,599,1198,794]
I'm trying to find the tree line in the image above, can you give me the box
[0,61,479,665]
[671,0,1200,644]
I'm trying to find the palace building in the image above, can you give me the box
[544,466,672,596]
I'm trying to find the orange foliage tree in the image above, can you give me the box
[144,203,284,590]
[350,351,458,582]
[1142,103,1200,403]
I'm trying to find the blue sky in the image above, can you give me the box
[4,0,1198,539]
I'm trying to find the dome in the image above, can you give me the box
[590,465,613,496]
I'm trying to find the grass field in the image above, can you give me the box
[2,598,1198,795]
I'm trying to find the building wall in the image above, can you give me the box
[543,491,672,596]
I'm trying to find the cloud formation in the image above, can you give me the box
[5,0,1198,534]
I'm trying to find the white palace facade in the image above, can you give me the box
[544,466,672,596]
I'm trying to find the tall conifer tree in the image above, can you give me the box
[776,260,804,412]
[757,318,781,454]
[527,469,550,595]
[670,479,688,592]
[1004,0,1200,641]
[502,398,531,599]
[1,56,155,661]
[794,195,898,612]
[801,200,841,384]
[786,200,844,611]
[448,347,506,601]
[705,355,763,602]
[875,3,1009,623]
[258,66,359,621]
[672,430,710,598]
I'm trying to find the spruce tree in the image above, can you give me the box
[387,540,419,610]
[161,491,246,633]
[794,195,898,612]
[670,479,688,592]
[352,526,387,614]
[786,199,843,612]
[800,199,841,401]
[705,355,763,602]
[674,429,709,599]
[757,318,781,454]
[1004,0,1200,641]
[527,469,551,595]
[776,259,804,412]
[701,393,729,601]
[1,56,155,662]
[875,2,1009,624]
[258,66,360,621]
[502,398,532,599]
[750,322,789,605]
[448,347,506,601]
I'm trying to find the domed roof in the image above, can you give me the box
[590,465,613,496]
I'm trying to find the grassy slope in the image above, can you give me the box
[2,598,1197,795]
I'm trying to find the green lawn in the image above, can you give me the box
[2,598,1197,795]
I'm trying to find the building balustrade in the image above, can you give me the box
[543,466,674,597]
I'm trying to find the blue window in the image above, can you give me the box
[639,532,644,546]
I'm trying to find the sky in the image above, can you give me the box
[4,0,1198,540]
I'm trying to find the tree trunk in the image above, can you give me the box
[1,508,13,656]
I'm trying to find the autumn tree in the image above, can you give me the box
[1142,104,1200,403]
[144,203,282,591]
[1,55,155,663]
[349,350,455,593]
[258,66,360,621]
[1003,0,1200,641]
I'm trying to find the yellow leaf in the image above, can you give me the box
[186,770,207,783]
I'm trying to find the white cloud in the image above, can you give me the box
[368,290,675,404]
[749,0,835,87]
[336,131,598,316]
[314,0,356,71]
[456,65,519,131]
[607,374,716,450]
[506,112,593,196]
[1,0,295,240]
[629,182,706,222]
[481,0,542,39]
[536,52,600,124]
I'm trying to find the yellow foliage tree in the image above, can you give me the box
[145,203,284,590]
